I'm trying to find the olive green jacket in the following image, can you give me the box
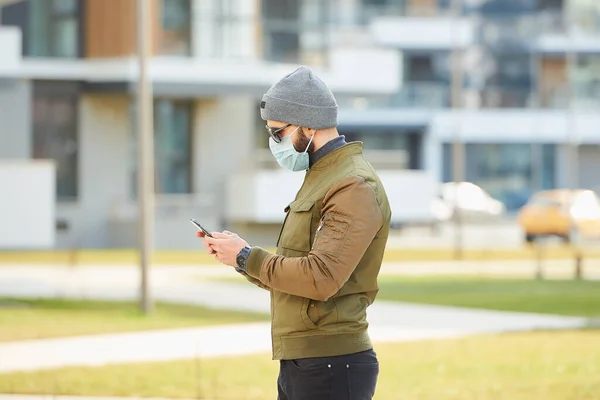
[245,142,391,360]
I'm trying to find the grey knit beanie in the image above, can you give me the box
[260,66,338,130]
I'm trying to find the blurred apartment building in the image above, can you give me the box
[0,0,599,249]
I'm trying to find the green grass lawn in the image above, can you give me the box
[0,298,268,342]
[377,275,600,317]
[1,244,599,265]
[0,330,598,400]
[211,274,600,317]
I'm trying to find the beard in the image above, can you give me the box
[293,128,315,153]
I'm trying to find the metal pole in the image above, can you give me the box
[450,0,464,259]
[565,1,582,279]
[565,3,578,193]
[137,0,155,314]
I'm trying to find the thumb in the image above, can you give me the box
[211,232,229,239]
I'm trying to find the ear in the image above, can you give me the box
[303,127,316,136]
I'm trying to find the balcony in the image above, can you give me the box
[336,83,449,110]
[475,17,536,52]
[540,84,569,109]
[541,83,600,110]
[535,9,600,53]
[0,48,399,96]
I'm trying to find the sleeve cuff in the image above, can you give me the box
[245,246,270,279]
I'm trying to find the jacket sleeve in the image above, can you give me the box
[245,176,383,301]
[239,270,271,291]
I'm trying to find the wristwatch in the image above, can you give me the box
[236,245,252,272]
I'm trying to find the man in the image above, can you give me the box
[200,66,391,400]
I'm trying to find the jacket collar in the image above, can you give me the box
[310,142,363,171]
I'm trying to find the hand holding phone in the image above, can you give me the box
[190,218,213,237]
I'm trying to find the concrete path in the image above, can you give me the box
[0,261,598,312]
[0,301,587,373]
[0,264,589,373]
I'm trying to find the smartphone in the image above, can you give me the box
[190,218,213,237]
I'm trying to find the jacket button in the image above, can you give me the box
[310,303,315,307]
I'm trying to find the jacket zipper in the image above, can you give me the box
[313,213,326,249]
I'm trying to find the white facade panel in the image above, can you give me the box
[327,47,400,93]
[429,110,600,144]
[0,79,31,159]
[369,17,475,50]
[225,169,440,225]
[0,161,55,249]
[0,26,21,73]
[2,55,399,95]
[226,171,304,224]
[536,33,600,53]
[191,0,259,59]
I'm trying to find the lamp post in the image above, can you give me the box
[450,0,464,259]
[137,0,155,314]
[565,1,582,279]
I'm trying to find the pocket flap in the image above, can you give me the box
[278,199,315,253]
[289,200,314,212]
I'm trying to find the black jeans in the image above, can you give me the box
[277,349,379,400]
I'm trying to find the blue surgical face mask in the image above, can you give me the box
[269,127,315,172]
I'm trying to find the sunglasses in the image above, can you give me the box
[265,123,292,143]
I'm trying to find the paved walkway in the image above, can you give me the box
[0,302,587,373]
[0,264,589,373]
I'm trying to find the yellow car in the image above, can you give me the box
[517,189,600,243]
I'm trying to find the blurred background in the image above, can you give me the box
[0,2,600,399]
[1,0,600,252]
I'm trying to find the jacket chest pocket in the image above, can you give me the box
[277,200,320,255]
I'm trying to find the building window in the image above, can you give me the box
[573,55,600,109]
[262,0,329,65]
[160,0,191,56]
[154,100,192,193]
[571,0,600,34]
[475,53,533,108]
[360,0,404,20]
[404,52,450,83]
[28,0,80,58]
[131,100,193,196]
[32,82,79,200]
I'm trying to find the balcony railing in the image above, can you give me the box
[541,83,600,109]
[537,10,566,35]
[352,3,454,25]
[335,83,449,110]
[390,83,450,108]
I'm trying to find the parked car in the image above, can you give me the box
[438,182,506,221]
[517,189,600,243]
